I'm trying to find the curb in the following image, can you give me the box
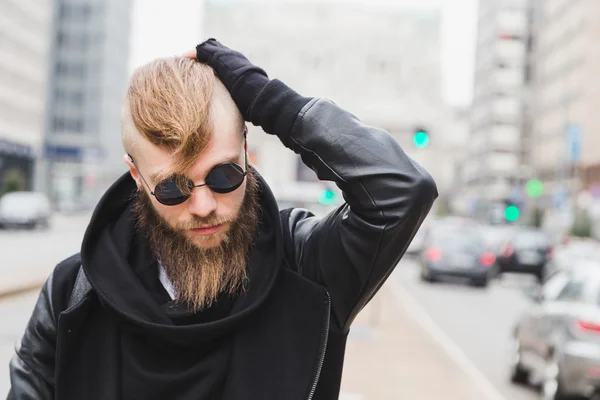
[0,280,45,300]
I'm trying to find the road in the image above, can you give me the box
[393,256,540,400]
[0,213,90,294]
[0,213,91,396]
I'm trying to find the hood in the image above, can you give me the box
[80,169,284,345]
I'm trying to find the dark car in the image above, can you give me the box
[509,263,600,400]
[419,226,496,287]
[496,229,552,282]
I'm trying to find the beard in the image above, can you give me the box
[134,169,261,313]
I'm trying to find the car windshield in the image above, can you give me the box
[481,226,514,248]
[563,243,600,263]
[429,228,485,253]
[514,231,550,250]
[0,193,44,211]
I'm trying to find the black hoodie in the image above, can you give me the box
[71,170,285,399]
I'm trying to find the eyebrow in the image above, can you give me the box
[148,153,242,184]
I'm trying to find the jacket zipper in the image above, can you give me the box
[307,290,331,400]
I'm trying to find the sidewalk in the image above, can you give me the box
[339,284,489,400]
[0,212,91,298]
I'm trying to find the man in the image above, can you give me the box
[8,39,437,399]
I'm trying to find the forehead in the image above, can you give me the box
[140,123,244,182]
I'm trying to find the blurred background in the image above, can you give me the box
[5,0,600,399]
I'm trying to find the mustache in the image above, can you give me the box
[175,213,235,231]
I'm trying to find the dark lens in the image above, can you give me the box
[206,163,245,194]
[154,178,191,206]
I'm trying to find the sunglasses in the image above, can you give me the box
[129,130,248,206]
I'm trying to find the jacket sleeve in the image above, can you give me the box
[7,276,57,399]
[250,80,438,333]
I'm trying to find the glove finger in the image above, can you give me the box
[196,39,259,72]
[195,38,222,62]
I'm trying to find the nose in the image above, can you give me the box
[187,186,217,218]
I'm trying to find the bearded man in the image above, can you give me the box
[8,39,437,400]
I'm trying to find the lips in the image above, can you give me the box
[189,224,224,236]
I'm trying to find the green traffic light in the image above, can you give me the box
[319,189,337,205]
[413,131,429,148]
[505,205,520,222]
[525,179,543,198]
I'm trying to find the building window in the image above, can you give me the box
[56,32,65,47]
[72,92,84,106]
[55,62,67,76]
[72,119,83,132]
[59,4,69,21]
[52,116,66,131]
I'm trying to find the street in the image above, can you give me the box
[0,213,90,295]
[0,215,543,399]
[393,256,540,400]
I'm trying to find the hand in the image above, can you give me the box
[183,39,270,121]
[182,49,196,59]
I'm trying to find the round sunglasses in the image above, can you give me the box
[129,134,248,206]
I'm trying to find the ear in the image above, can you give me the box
[124,154,141,189]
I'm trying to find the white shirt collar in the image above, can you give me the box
[158,263,177,300]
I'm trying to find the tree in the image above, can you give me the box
[570,207,592,238]
[1,168,28,195]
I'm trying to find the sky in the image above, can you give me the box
[129,0,478,107]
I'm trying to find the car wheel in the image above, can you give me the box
[420,267,435,283]
[471,278,489,288]
[38,218,50,230]
[508,338,529,385]
[536,268,546,284]
[541,353,567,400]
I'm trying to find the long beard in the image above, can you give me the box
[134,169,261,313]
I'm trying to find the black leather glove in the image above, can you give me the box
[196,38,270,121]
[195,38,312,139]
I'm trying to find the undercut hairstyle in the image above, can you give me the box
[122,57,218,174]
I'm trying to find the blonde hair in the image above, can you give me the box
[122,57,217,173]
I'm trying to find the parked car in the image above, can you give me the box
[509,262,600,400]
[549,239,600,274]
[496,229,553,282]
[0,191,51,229]
[480,224,516,252]
[406,227,427,256]
[419,225,496,287]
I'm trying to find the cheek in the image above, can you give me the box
[155,200,185,227]
[218,184,246,217]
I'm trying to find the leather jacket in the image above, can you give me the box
[8,97,437,399]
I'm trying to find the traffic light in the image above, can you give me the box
[525,179,544,198]
[413,127,430,149]
[504,203,520,222]
[319,189,337,205]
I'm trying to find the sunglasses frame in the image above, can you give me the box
[129,129,248,206]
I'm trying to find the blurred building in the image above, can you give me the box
[530,0,600,209]
[461,0,534,218]
[0,0,54,195]
[42,0,133,209]
[202,0,460,209]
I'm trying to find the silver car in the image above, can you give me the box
[0,191,51,229]
[509,262,600,399]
